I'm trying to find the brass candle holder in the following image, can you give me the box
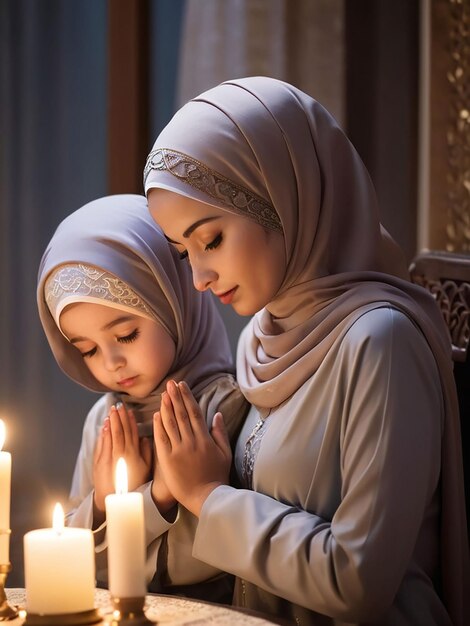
[22,607,103,625]
[0,559,19,621]
[20,596,158,626]
[105,597,156,626]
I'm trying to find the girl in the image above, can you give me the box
[144,77,469,625]
[37,193,247,601]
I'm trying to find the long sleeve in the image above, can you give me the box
[66,394,106,532]
[193,309,451,624]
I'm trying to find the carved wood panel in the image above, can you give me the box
[409,251,470,361]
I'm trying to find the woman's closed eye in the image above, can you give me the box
[178,234,222,262]
[205,233,222,251]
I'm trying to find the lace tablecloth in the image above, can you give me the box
[5,588,278,625]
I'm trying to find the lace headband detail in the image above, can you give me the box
[45,263,155,324]
[144,148,282,233]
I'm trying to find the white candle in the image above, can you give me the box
[105,458,146,598]
[0,419,11,564]
[24,503,95,615]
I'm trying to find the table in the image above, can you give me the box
[5,588,282,625]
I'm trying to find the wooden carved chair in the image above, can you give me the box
[409,250,470,533]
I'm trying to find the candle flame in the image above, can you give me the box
[115,457,128,495]
[53,502,65,534]
[0,419,5,451]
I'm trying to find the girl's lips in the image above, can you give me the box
[117,376,137,388]
[217,287,237,305]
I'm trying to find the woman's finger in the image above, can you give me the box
[166,380,194,440]
[178,381,209,438]
[159,392,182,445]
[211,412,232,460]
[153,410,172,453]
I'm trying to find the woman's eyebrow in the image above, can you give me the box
[164,217,219,245]
[183,217,218,238]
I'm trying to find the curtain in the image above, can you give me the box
[0,0,107,586]
[177,0,345,125]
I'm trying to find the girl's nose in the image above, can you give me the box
[103,347,125,371]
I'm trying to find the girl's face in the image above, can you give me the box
[148,189,286,316]
[60,302,176,398]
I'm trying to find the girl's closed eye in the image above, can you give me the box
[81,346,97,359]
[80,329,139,358]
[118,328,140,344]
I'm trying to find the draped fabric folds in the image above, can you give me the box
[177,0,345,126]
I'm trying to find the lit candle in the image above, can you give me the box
[0,419,11,564]
[105,458,146,598]
[24,503,95,615]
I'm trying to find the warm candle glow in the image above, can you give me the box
[24,503,95,614]
[106,456,146,597]
[115,457,128,495]
[52,503,64,535]
[0,418,11,563]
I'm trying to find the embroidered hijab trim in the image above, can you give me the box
[45,263,155,326]
[144,148,282,233]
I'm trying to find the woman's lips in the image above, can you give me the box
[217,287,237,305]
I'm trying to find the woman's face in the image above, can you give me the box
[60,302,176,398]
[148,189,286,316]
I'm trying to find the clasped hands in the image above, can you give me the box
[93,380,232,524]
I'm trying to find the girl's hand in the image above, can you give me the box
[93,403,152,516]
[93,416,114,516]
[153,380,232,517]
[108,402,153,491]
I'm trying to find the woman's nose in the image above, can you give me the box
[192,261,217,292]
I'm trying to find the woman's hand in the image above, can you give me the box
[151,460,177,519]
[153,380,232,517]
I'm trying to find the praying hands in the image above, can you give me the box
[93,403,152,520]
[153,380,232,517]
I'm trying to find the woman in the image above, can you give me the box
[144,77,469,625]
[37,194,247,601]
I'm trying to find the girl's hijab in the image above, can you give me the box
[144,77,468,624]
[37,194,234,423]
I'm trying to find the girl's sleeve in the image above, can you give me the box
[192,309,444,622]
[66,395,107,528]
